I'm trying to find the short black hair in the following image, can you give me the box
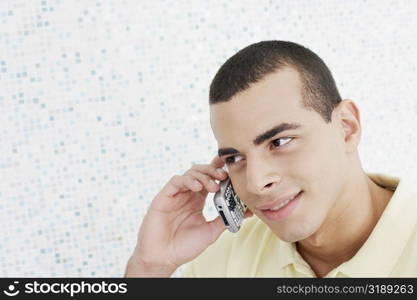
[209,40,342,123]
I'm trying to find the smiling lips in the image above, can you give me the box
[256,190,302,211]
[258,191,303,222]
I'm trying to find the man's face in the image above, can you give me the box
[210,67,350,242]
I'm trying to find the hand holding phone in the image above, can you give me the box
[125,155,234,277]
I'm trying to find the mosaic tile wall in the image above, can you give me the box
[0,0,416,277]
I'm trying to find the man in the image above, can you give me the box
[125,40,417,278]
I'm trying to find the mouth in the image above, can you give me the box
[257,190,302,210]
[259,191,303,222]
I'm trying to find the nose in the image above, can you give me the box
[245,157,281,195]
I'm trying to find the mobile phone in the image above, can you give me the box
[213,177,247,233]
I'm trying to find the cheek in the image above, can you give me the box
[289,136,345,196]
[238,190,255,209]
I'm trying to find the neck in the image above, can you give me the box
[296,170,393,277]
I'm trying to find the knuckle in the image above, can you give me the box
[190,163,201,168]
[182,173,194,181]
[171,175,181,181]
[183,167,197,176]
[199,164,217,175]
[184,169,197,178]
[172,174,186,183]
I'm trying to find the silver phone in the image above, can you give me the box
[213,177,247,233]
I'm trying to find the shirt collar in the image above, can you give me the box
[277,241,315,275]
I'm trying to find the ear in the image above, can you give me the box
[334,100,361,153]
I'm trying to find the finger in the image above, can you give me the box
[160,175,203,198]
[185,169,220,193]
[188,163,228,181]
[210,155,225,169]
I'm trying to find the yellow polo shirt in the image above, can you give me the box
[180,173,417,277]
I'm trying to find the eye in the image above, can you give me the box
[225,154,243,166]
[224,137,293,166]
[271,137,293,149]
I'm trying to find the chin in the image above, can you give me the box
[271,220,319,243]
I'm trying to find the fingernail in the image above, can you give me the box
[216,168,225,174]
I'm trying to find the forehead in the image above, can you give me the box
[210,68,310,145]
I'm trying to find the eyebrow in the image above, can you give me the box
[217,122,302,158]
